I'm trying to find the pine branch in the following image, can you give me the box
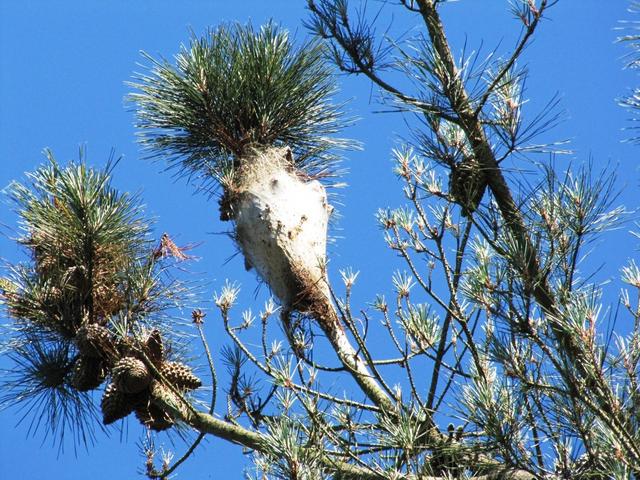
[130,22,351,187]
[306,0,461,124]
[150,389,400,480]
[412,0,559,327]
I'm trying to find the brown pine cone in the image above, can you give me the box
[135,402,174,432]
[112,357,152,394]
[69,356,106,392]
[101,383,136,425]
[75,323,114,359]
[159,361,202,391]
[449,158,486,216]
[145,329,164,364]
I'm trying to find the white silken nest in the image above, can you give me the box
[233,147,332,309]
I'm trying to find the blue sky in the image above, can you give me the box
[1,1,639,478]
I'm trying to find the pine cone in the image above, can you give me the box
[112,357,151,394]
[148,381,190,421]
[160,361,201,391]
[101,383,137,425]
[145,329,164,364]
[449,158,486,216]
[75,323,114,359]
[69,356,106,392]
[135,403,174,432]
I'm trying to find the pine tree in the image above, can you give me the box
[3,2,640,479]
